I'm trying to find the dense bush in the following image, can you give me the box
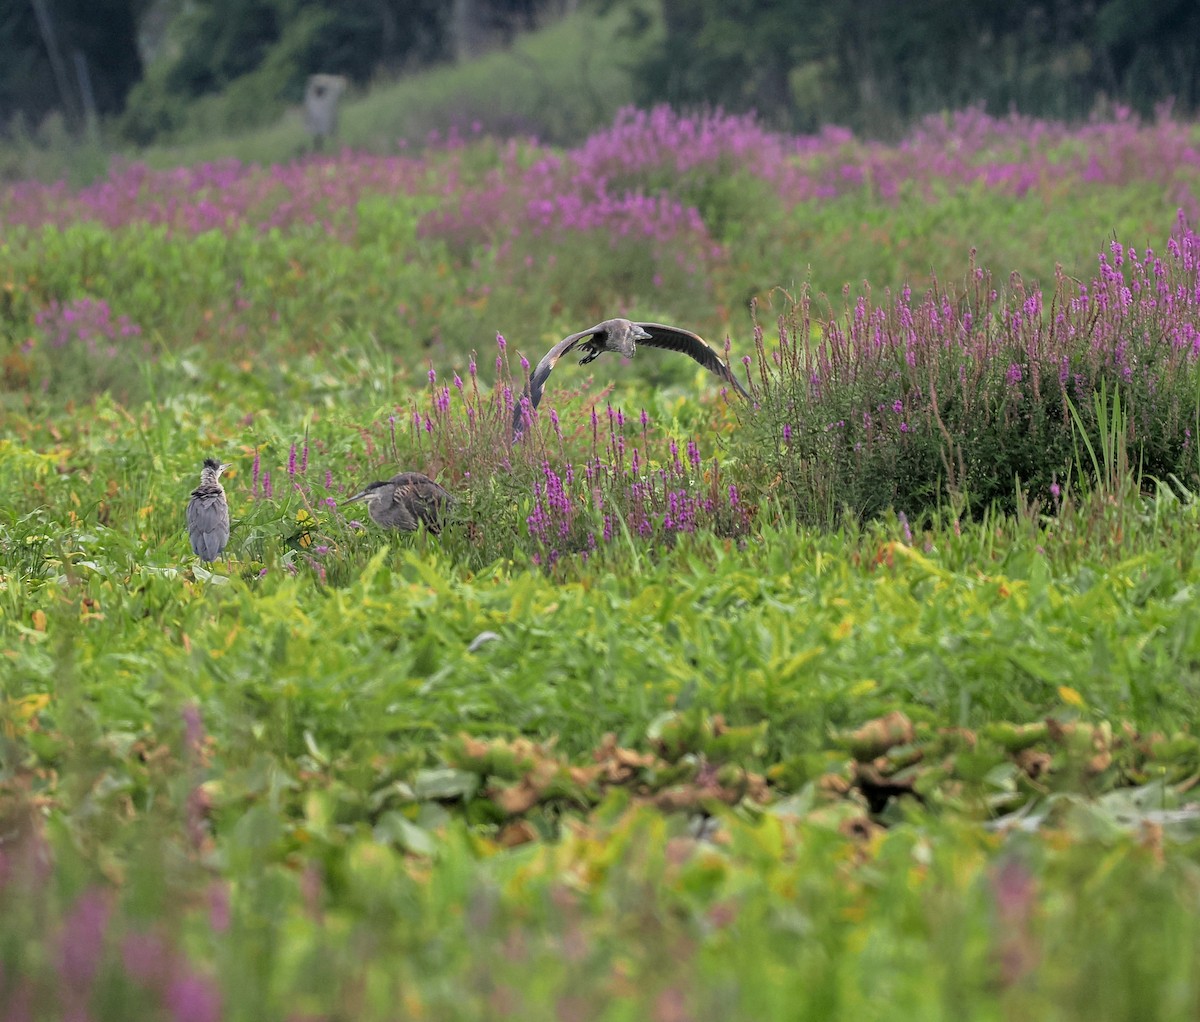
[737,220,1200,521]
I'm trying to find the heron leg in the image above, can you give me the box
[578,347,600,366]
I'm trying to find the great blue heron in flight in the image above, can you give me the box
[187,458,230,562]
[342,471,453,532]
[513,318,751,429]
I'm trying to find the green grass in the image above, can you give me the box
[5,379,1200,1016]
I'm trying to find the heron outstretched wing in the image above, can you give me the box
[635,323,751,400]
[516,324,606,427]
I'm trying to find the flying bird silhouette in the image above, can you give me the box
[513,319,750,430]
[342,471,453,532]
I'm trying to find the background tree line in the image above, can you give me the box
[637,0,1200,134]
[1,0,1198,146]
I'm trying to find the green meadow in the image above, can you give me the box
[3,94,1200,1019]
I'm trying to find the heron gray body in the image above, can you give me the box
[187,458,230,562]
[513,318,751,429]
[342,471,453,532]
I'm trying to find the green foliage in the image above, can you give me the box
[121,3,327,143]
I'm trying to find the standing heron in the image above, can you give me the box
[513,318,751,429]
[342,471,453,533]
[187,458,230,563]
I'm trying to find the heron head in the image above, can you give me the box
[609,319,647,358]
[200,458,229,483]
[342,480,391,508]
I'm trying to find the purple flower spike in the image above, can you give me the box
[57,888,112,994]
[166,972,222,1022]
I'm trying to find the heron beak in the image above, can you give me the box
[341,490,369,506]
[633,326,652,341]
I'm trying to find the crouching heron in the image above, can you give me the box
[513,318,751,430]
[187,458,230,562]
[343,471,453,532]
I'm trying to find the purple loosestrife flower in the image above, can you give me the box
[898,511,913,545]
[287,443,297,477]
[526,502,549,540]
[1006,363,1023,385]
[209,881,231,933]
[57,888,112,994]
[166,972,222,1022]
[251,450,261,497]
[122,930,172,986]
[182,703,205,760]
